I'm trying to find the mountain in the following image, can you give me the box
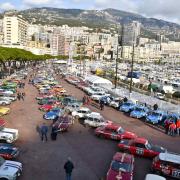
[1,7,180,38]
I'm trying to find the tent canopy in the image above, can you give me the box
[84,75,112,86]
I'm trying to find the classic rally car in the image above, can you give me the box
[95,124,137,140]
[0,128,19,143]
[0,143,19,160]
[43,108,63,120]
[106,152,134,180]
[119,102,136,113]
[39,104,54,112]
[71,107,91,119]
[130,105,149,119]
[84,112,112,128]
[118,138,166,158]
[0,157,22,180]
[146,110,167,124]
[0,107,10,116]
[152,152,180,179]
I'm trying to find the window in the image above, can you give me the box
[135,143,145,148]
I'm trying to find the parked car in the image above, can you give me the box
[152,152,180,179]
[0,95,16,101]
[146,110,167,124]
[64,103,81,113]
[43,108,63,120]
[84,112,111,128]
[91,92,110,101]
[0,157,22,180]
[71,107,91,119]
[95,124,137,140]
[106,152,134,180]
[0,98,11,105]
[118,138,166,158]
[155,93,165,100]
[120,102,136,113]
[39,104,54,112]
[0,143,19,159]
[109,98,122,109]
[145,174,166,180]
[0,107,10,116]
[130,105,149,119]
[54,116,73,132]
[0,128,19,143]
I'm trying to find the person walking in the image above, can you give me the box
[153,103,158,111]
[168,122,176,136]
[176,119,180,136]
[40,123,48,142]
[100,100,104,110]
[64,157,74,180]
[17,93,21,101]
[51,124,57,141]
[164,118,172,134]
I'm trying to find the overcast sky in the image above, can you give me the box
[0,0,180,24]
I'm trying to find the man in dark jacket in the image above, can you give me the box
[40,123,48,142]
[64,157,74,180]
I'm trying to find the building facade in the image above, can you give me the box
[3,14,28,46]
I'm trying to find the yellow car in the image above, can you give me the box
[0,107,10,116]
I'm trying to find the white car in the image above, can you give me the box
[71,107,92,119]
[155,93,165,100]
[64,103,81,113]
[0,90,14,95]
[84,112,111,128]
[0,157,22,180]
[0,98,11,105]
[109,98,121,108]
[91,92,110,101]
[0,128,19,143]
[1,96,17,101]
[145,174,166,180]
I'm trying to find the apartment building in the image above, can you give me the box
[3,14,28,46]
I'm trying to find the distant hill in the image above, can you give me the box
[1,7,180,39]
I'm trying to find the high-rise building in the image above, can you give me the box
[3,14,28,45]
[122,21,141,46]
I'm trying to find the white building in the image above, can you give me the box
[3,14,28,46]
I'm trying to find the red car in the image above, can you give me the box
[54,116,73,132]
[95,124,137,140]
[118,138,166,158]
[39,104,54,112]
[107,152,134,180]
[0,119,5,128]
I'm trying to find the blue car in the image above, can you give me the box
[146,110,167,124]
[100,96,113,105]
[119,101,136,113]
[130,105,149,119]
[43,108,63,120]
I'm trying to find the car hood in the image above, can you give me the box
[107,169,131,180]
[123,131,137,139]
[147,115,160,122]
[151,145,166,153]
[0,160,22,176]
[45,112,57,117]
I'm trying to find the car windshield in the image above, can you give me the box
[118,127,125,134]
[134,107,143,111]
[0,157,5,166]
[145,143,152,149]
[111,160,132,172]
[149,112,160,116]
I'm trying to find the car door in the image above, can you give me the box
[110,129,118,140]
[134,143,145,156]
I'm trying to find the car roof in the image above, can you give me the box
[113,152,133,164]
[105,124,120,130]
[133,138,147,144]
[145,174,166,180]
[159,152,180,164]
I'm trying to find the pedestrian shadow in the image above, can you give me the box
[36,125,41,137]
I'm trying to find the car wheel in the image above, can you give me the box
[2,102,6,105]
[100,134,105,139]
[0,178,9,180]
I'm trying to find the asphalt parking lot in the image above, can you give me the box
[4,74,180,180]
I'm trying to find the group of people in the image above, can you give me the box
[164,118,180,136]
[17,92,25,101]
[18,82,25,88]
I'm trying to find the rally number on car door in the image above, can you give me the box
[136,148,144,155]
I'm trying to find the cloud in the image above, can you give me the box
[22,0,61,6]
[0,2,15,10]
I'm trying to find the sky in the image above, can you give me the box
[0,0,180,24]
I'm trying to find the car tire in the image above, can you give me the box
[100,134,105,139]
[2,102,6,105]
[0,178,9,180]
